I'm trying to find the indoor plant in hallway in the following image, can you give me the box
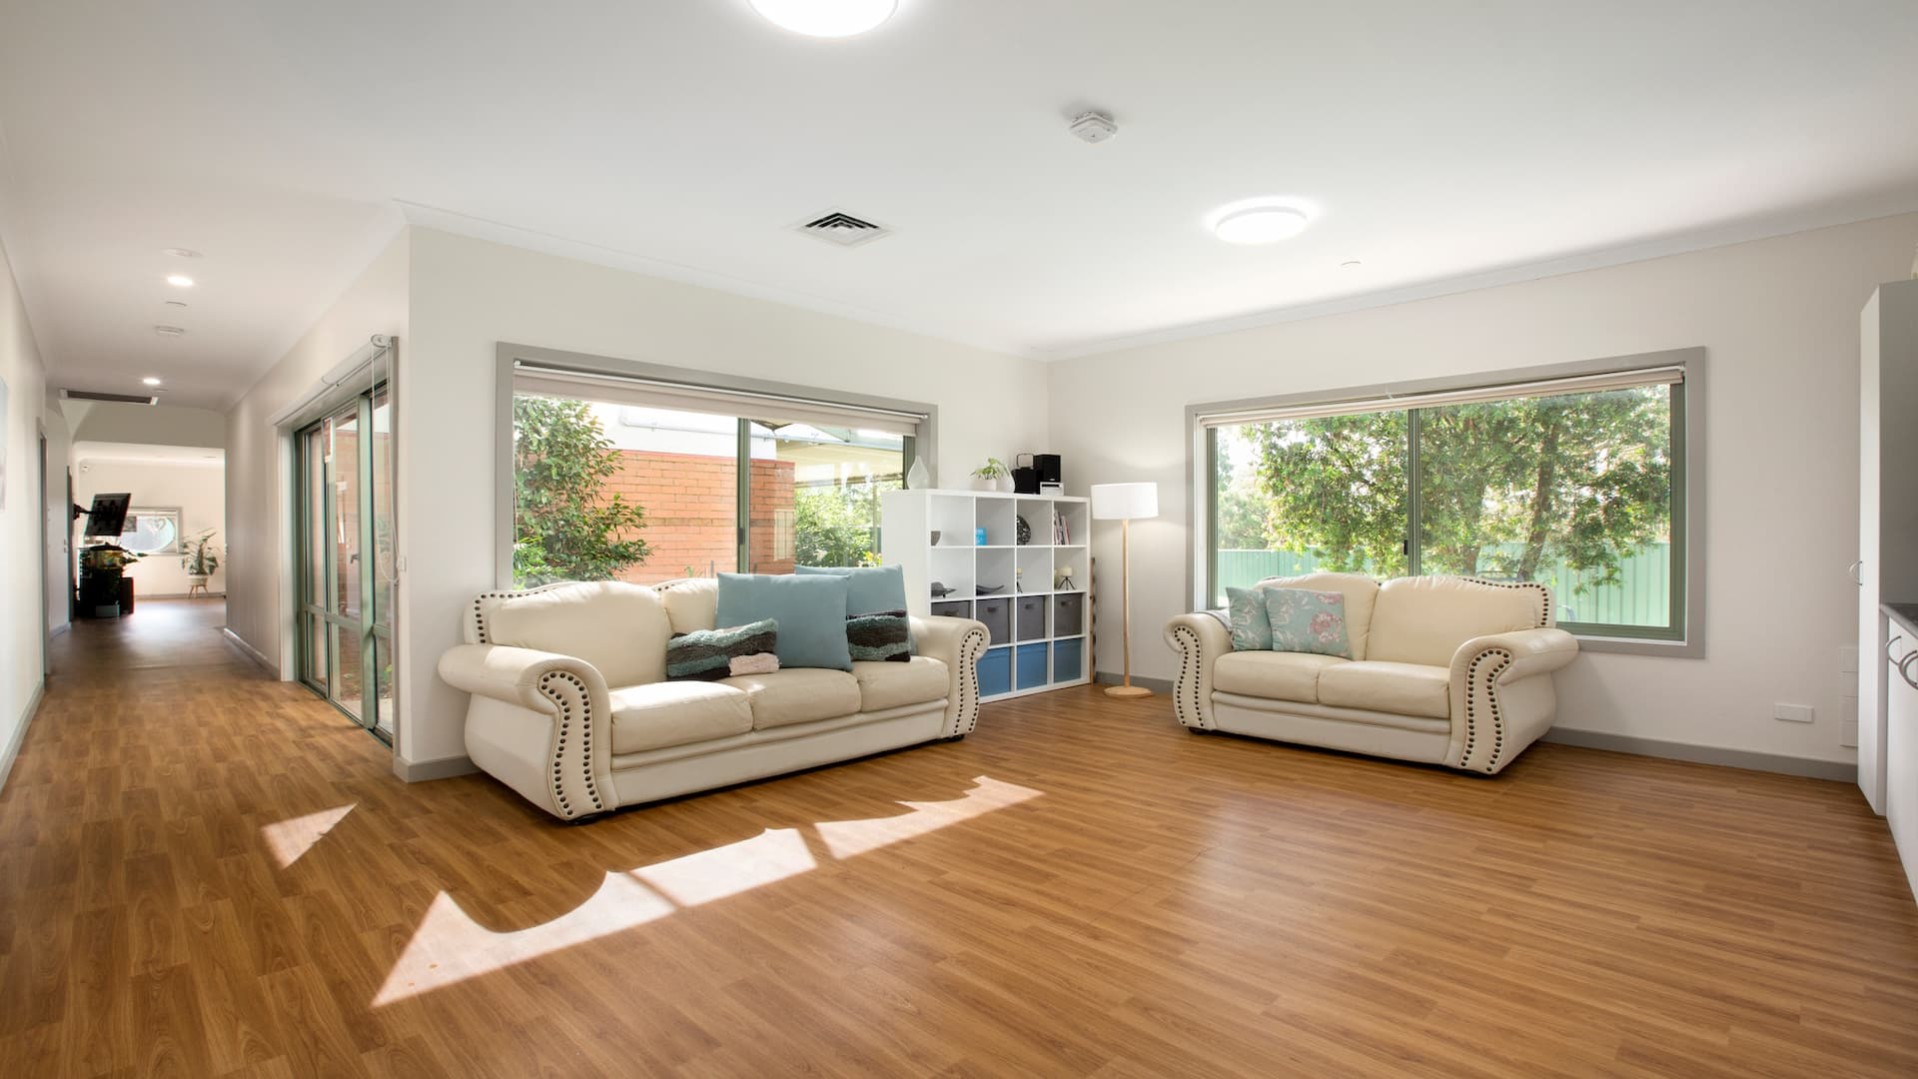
[182,529,221,597]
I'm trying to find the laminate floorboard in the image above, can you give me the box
[3,600,1915,1077]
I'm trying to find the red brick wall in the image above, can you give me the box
[601,450,794,583]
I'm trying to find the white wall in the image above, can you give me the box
[401,227,1052,765]
[67,400,225,448]
[1049,212,1918,767]
[74,457,226,596]
[225,230,408,671]
[0,230,52,776]
[42,389,70,638]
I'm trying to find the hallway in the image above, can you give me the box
[6,602,1918,1077]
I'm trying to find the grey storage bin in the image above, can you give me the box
[1052,593,1084,637]
[931,600,973,620]
[1016,595,1047,641]
[976,597,1011,644]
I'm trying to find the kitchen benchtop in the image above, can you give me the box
[1885,601,1918,637]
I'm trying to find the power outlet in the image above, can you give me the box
[1773,703,1815,724]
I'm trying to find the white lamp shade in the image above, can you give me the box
[1090,482,1159,520]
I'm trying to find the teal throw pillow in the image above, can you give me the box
[1226,586,1273,651]
[1263,588,1353,658]
[797,564,914,657]
[717,573,853,671]
[667,620,778,681]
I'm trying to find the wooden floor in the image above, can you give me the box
[4,602,1918,1077]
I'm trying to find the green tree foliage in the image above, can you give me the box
[513,396,650,586]
[792,480,893,567]
[1249,387,1671,589]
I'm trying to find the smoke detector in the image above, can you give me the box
[795,209,893,249]
[1069,111,1118,144]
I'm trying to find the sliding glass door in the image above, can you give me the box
[298,386,396,738]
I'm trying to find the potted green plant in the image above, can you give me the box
[181,530,221,596]
[971,457,1013,492]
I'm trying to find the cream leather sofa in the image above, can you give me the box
[437,579,989,820]
[1164,574,1579,774]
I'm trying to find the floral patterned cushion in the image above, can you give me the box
[1262,588,1353,658]
[1226,586,1274,651]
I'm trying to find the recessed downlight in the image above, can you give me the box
[1208,199,1315,245]
[154,325,186,336]
[750,0,897,37]
[164,300,188,308]
[142,377,163,386]
[165,273,194,288]
[164,247,202,259]
[1340,259,1364,270]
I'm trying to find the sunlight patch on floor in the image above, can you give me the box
[260,804,355,868]
[373,777,1040,1006]
[814,775,1042,859]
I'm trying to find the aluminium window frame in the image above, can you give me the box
[1186,347,1707,658]
[495,342,938,589]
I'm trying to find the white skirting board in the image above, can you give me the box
[1542,728,1857,782]
[222,628,277,674]
[0,682,45,796]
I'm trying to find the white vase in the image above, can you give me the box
[998,476,1015,492]
[906,456,930,490]
[971,476,997,491]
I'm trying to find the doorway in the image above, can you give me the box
[296,384,395,740]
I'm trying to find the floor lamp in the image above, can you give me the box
[1090,482,1158,699]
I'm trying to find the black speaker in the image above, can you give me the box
[1012,453,1040,495]
[1036,454,1061,485]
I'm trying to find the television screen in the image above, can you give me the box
[84,493,131,539]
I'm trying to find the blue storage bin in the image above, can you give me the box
[1016,643,1048,691]
[979,646,1013,698]
[1052,638,1083,683]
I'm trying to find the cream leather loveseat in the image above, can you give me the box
[1164,574,1579,774]
[437,579,989,820]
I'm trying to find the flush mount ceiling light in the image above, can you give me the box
[749,0,897,37]
[165,273,194,287]
[164,247,202,259]
[142,377,163,386]
[154,325,186,336]
[1208,198,1315,245]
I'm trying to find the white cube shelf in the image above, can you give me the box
[881,489,1090,701]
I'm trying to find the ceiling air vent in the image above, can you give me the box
[795,209,892,248]
[62,389,158,405]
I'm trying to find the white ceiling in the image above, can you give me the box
[3,1,1918,410]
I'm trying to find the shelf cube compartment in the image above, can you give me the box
[1015,643,1048,691]
[979,646,1013,698]
[976,498,1018,547]
[1014,594,1048,641]
[930,600,973,620]
[1052,638,1083,683]
[1052,593,1084,637]
[976,597,1012,645]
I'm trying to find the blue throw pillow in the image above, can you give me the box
[1226,586,1273,651]
[1263,588,1353,658]
[717,573,853,671]
[797,564,914,657]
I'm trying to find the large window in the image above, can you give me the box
[1201,356,1696,644]
[115,507,182,555]
[502,348,930,589]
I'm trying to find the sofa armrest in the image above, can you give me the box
[438,644,615,820]
[912,615,990,737]
[1164,611,1231,730]
[1446,628,1579,773]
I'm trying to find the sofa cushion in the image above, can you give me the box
[796,564,910,616]
[1317,661,1451,720]
[657,577,718,635]
[1365,576,1546,668]
[721,668,862,729]
[1264,588,1354,658]
[1212,651,1345,703]
[717,573,853,671]
[483,581,672,688]
[1256,573,1381,660]
[852,657,949,712]
[609,681,754,754]
[666,620,778,681]
[1226,586,1274,651]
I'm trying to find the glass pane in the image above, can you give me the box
[303,612,325,687]
[371,389,396,628]
[116,510,179,555]
[330,622,363,720]
[1210,416,1409,606]
[1414,385,1673,628]
[375,635,394,734]
[331,410,363,618]
[513,394,737,586]
[305,426,326,609]
[751,420,904,572]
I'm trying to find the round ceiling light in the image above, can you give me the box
[165,273,194,288]
[749,0,897,37]
[142,377,163,386]
[1209,200,1313,245]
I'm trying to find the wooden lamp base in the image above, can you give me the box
[1104,684,1153,700]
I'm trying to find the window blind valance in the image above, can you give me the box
[1196,365,1683,429]
[514,362,928,437]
